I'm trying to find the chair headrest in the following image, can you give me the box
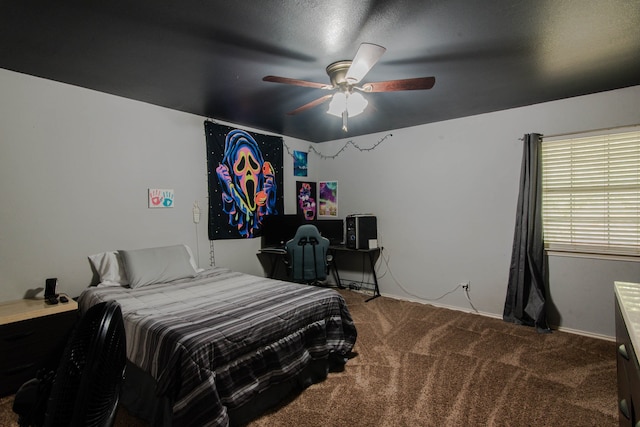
[292,224,322,240]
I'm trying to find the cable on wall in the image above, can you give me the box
[377,247,479,313]
[209,240,216,267]
[200,122,217,267]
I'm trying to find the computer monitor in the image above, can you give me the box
[312,219,344,245]
[260,214,302,248]
[261,215,344,247]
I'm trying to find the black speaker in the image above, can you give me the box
[45,278,58,304]
[346,215,377,249]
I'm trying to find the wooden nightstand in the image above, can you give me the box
[0,295,78,396]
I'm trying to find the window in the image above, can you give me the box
[542,129,640,258]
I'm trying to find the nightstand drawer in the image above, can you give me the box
[1,312,75,366]
[0,304,77,396]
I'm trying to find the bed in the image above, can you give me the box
[78,244,357,426]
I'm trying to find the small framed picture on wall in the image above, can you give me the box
[148,188,175,208]
[293,150,308,177]
[296,181,317,220]
[318,181,338,217]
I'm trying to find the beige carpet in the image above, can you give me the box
[248,290,617,426]
[0,290,618,426]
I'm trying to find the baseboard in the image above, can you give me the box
[553,325,614,342]
[371,291,614,342]
[378,291,499,318]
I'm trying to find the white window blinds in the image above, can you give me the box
[541,130,640,257]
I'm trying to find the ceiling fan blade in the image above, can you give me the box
[345,43,386,84]
[287,94,334,115]
[263,75,330,89]
[362,76,436,92]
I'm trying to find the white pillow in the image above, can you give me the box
[89,244,201,287]
[183,244,204,273]
[119,244,197,289]
[88,251,129,287]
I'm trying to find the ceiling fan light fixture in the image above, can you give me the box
[327,92,346,117]
[347,91,368,117]
[327,91,368,118]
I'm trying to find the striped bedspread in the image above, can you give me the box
[77,267,357,426]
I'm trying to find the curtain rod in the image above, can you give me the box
[539,123,640,140]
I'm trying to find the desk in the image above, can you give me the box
[330,246,381,302]
[258,245,381,302]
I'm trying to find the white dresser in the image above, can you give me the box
[615,281,640,426]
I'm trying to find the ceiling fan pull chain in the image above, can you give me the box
[342,110,348,132]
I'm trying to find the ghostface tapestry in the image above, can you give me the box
[205,122,284,240]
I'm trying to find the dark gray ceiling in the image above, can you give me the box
[1,1,639,142]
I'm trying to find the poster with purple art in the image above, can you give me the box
[296,181,316,220]
[318,181,338,217]
[293,150,308,177]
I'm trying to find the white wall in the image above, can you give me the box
[2,65,639,338]
[317,85,640,338]
[0,69,309,301]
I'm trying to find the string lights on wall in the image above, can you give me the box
[283,133,393,160]
[204,119,393,160]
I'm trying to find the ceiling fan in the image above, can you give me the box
[263,43,435,131]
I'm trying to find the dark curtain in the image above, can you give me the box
[503,133,550,333]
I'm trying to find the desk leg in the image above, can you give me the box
[265,253,284,279]
[269,255,278,278]
[365,250,381,302]
[330,252,344,289]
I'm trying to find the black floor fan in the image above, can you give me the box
[14,301,127,427]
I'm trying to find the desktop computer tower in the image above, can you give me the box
[346,215,377,249]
